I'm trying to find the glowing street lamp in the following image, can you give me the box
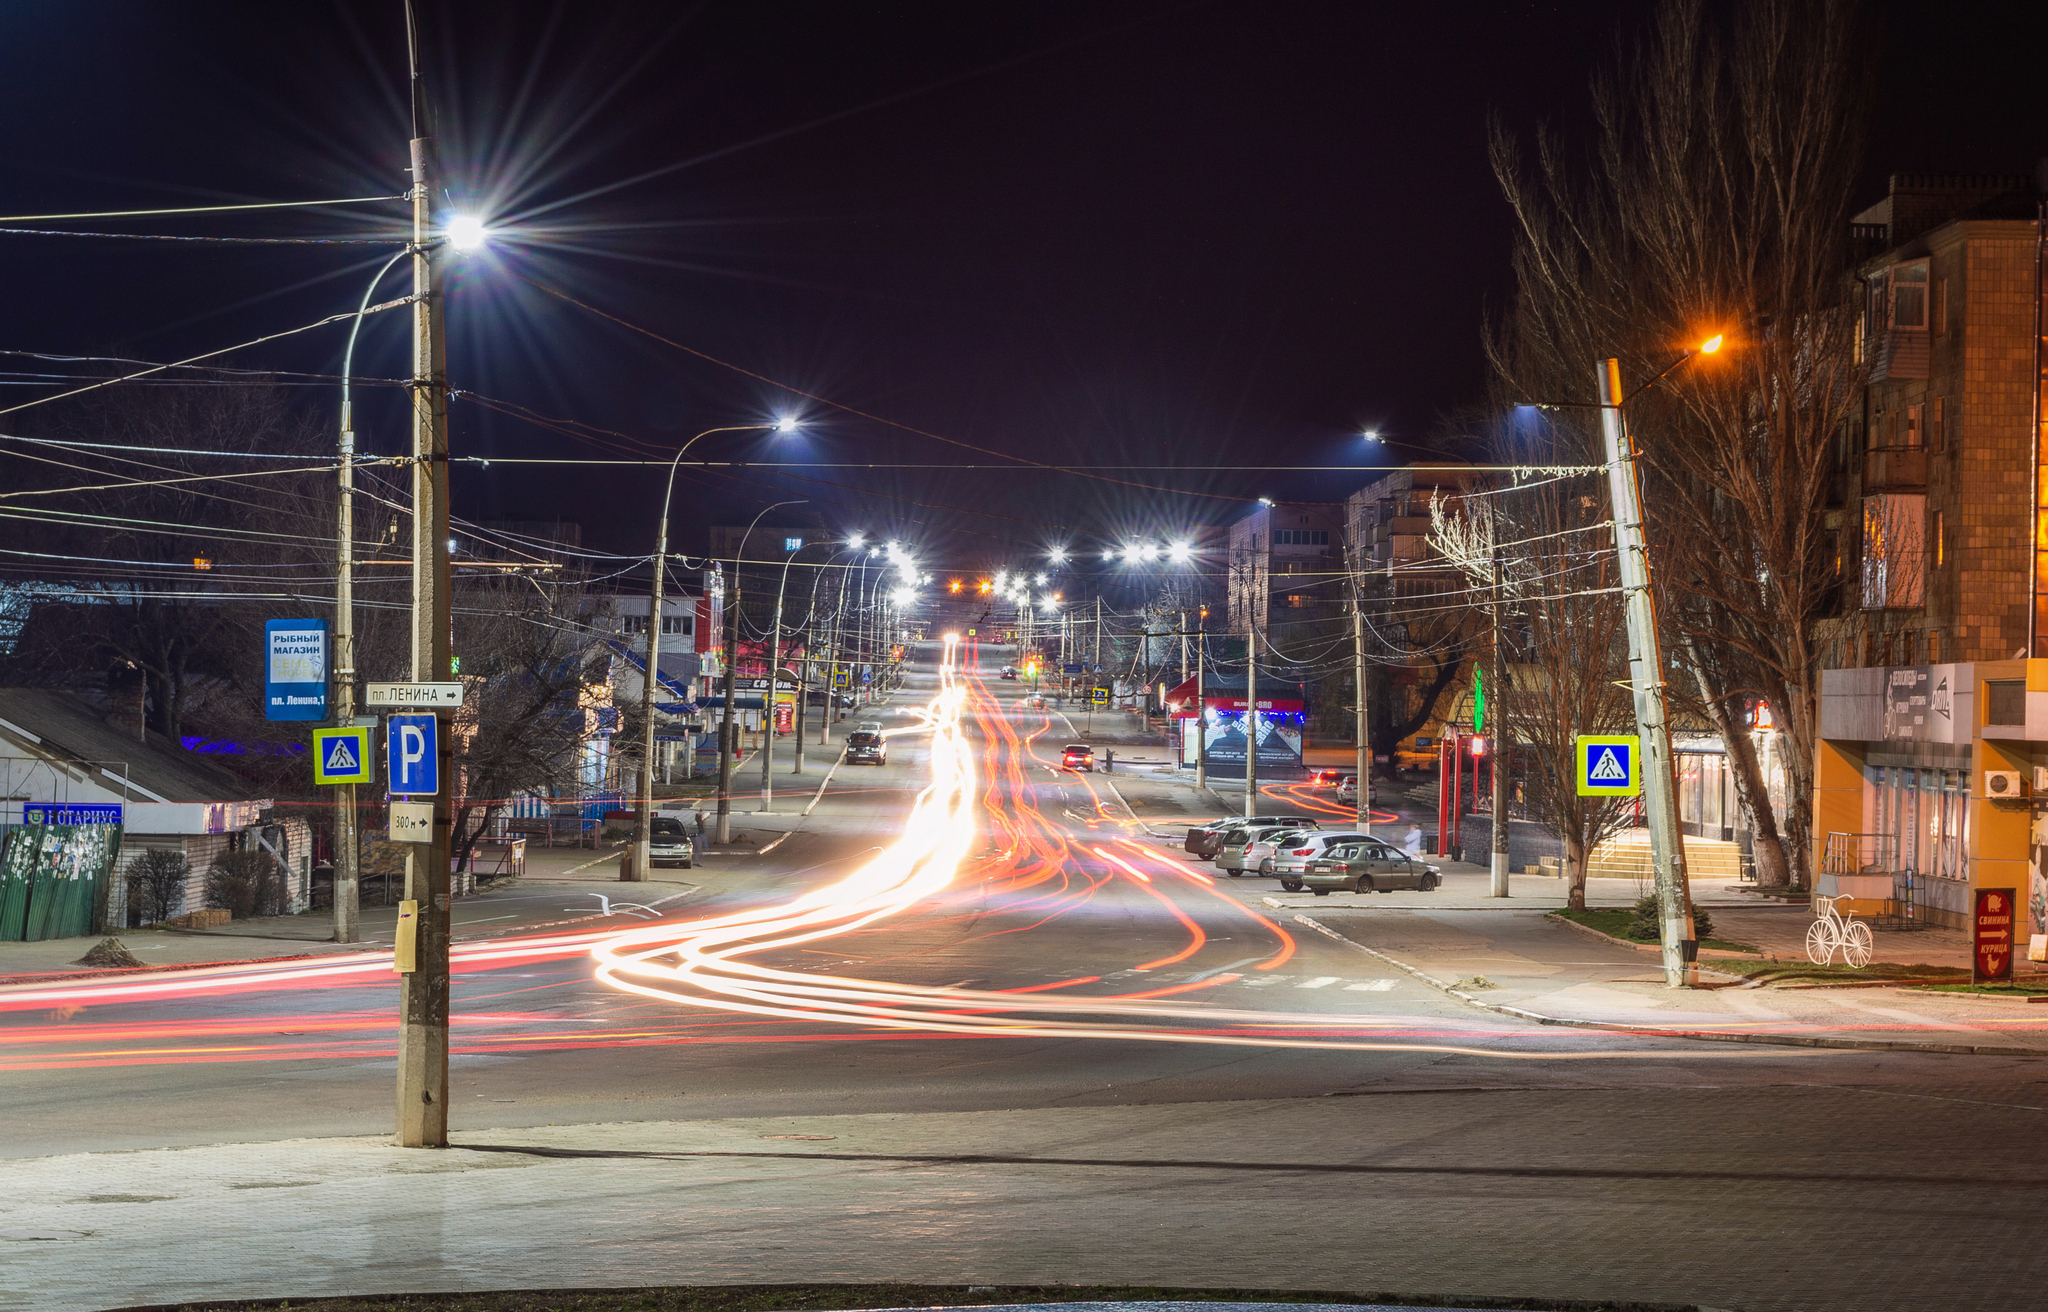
[1167,541,1191,563]
[445,214,488,251]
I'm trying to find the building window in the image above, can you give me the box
[661,615,691,636]
[1932,278,1947,335]
[1861,493,1926,610]
[1283,594,1313,608]
[1904,403,1921,449]
[1272,528,1330,546]
[1933,510,1944,569]
[1928,396,1945,452]
[623,615,648,635]
[1928,629,1941,663]
[1890,259,1929,330]
[1987,680,2026,725]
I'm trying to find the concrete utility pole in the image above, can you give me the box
[397,60,454,1146]
[1597,357,1695,986]
[1242,620,1260,818]
[717,501,803,842]
[760,544,809,809]
[626,527,668,883]
[1489,544,1510,897]
[1352,588,1369,834]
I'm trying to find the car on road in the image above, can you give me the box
[1308,768,1346,787]
[1302,839,1441,894]
[845,730,887,765]
[856,720,884,734]
[1268,831,1373,888]
[1213,825,1309,876]
[647,816,694,869]
[999,666,1019,680]
[1183,814,1321,858]
[1023,694,1048,709]
[1060,743,1095,771]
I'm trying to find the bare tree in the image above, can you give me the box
[1488,0,1872,888]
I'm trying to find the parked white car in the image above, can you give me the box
[1214,826,1311,877]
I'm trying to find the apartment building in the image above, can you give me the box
[1812,171,2048,942]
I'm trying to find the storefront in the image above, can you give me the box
[1815,661,2039,946]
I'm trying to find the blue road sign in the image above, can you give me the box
[1576,734,1640,796]
[1062,663,1084,675]
[24,802,122,825]
[312,725,373,785]
[386,714,440,796]
[264,618,329,721]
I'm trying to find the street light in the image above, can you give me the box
[1362,428,1380,443]
[632,432,798,877]
[445,214,488,251]
[1167,541,1191,563]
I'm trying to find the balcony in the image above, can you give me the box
[1371,516,1432,543]
[1863,446,1926,491]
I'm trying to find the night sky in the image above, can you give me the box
[2,1,2040,576]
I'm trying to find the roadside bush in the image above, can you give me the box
[204,849,289,919]
[1626,894,1713,943]
[126,849,189,925]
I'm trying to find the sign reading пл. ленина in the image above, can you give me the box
[1975,886,2016,983]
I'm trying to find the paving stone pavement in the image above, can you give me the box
[3,1094,2043,1312]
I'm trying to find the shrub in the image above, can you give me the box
[204,849,289,919]
[127,849,190,925]
[1626,894,1713,943]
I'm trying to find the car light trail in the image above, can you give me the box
[585,640,1790,1062]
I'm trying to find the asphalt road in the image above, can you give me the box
[4,626,2046,1310]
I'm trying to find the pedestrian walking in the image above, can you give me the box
[1403,825,1424,858]
[691,810,707,863]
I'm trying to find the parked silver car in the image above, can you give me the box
[1213,826,1309,877]
[1185,814,1321,859]
[1302,839,1441,894]
[1269,831,1372,889]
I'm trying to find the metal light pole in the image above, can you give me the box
[1352,588,1369,834]
[1242,619,1259,818]
[1597,357,1694,987]
[1194,608,1208,790]
[628,425,781,881]
[715,500,804,842]
[331,247,410,945]
[760,541,820,809]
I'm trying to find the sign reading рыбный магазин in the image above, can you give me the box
[264,619,329,722]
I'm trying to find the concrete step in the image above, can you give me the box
[1586,830,1743,880]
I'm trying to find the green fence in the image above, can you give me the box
[0,822,124,941]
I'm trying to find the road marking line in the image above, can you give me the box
[1346,979,1398,992]
[1297,976,1338,989]
[1182,955,1264,982]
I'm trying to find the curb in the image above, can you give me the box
[1542,909,1765,963]
[1289,913,2048,1060]
[1098,773,1185,840]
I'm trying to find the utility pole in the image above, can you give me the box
[1489,543,1510,897]
[333,368,360,945]
[626,525,669,883]
[1598,357,1695,986]
[1091,594,1103,733]
[1352,586,1369,834]
[397,45,454,1146]
[1243,618,1259,817]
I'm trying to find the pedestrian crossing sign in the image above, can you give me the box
[1576,734,1640,796]
[311,725,374,785]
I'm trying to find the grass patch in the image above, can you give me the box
[1908,981,2048,996]
[1548,909,1758,955]
[126,1283,1695,1312]
[1710,959,1966,985]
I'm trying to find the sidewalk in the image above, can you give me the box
[0,871,699,983]
[1288,905,2048,1056]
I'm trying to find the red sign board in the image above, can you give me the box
[1975,887,2016,983]
[774,701,794,734]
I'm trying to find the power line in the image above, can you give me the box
[0,195,406,223]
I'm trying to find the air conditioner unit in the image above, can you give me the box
[1985,770,2025,799]
[2036,766,2048,794]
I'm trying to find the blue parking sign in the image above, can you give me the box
[386,714,440,796]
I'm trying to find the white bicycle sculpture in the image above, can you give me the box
[1806,894,1874,968]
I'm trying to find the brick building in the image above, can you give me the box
[1812,172,2048,943]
